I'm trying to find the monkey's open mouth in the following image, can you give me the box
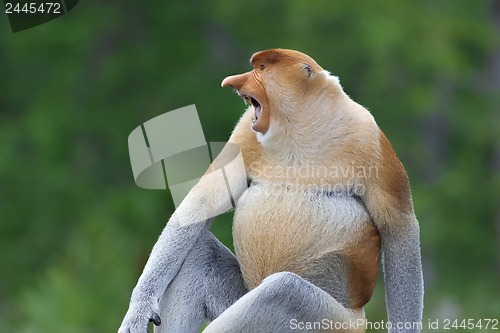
[242,95,262,123]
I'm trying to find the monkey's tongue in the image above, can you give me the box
[251,97,261,122]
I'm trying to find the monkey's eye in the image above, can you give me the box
[259,64,266,70]
[302,63,312,77]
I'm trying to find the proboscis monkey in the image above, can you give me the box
[118,49,423,333]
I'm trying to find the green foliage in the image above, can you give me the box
[0,0,498,332]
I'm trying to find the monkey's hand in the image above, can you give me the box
[117,297,161,333]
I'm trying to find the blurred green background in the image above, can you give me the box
[1,0,499,332]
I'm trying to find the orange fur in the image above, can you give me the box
[221,49,415,323]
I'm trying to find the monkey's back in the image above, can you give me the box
[233,181,381,309]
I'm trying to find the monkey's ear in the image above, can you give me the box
[301,63,313,78]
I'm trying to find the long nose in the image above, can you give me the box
[221,72,250,90]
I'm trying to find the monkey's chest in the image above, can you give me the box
[232,182,376,292]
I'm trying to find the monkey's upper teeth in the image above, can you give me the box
[240,95,261,122]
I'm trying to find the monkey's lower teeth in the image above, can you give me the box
[254,105,261,121]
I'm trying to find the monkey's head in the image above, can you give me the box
[222,49,333,137]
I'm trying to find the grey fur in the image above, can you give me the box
[118,78,424,333]
[118,217,210,333]
[381,215,424,333]
[154,239,365,333]
[154,229,247,333]
[204,271,363,333]
[118,207,423,333]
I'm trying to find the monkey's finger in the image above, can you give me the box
[149,313,161,326]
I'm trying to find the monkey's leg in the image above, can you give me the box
[154,229,247,333]
[203,271,365,333]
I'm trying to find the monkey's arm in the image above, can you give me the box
[379,213,423,333]
[118,140,248,333]
[118,219,209,333]
[363,131,423,333]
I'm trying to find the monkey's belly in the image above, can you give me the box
[233,183,381,308]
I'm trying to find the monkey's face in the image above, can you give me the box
[221,64,270,134]
[222,49,323,135]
